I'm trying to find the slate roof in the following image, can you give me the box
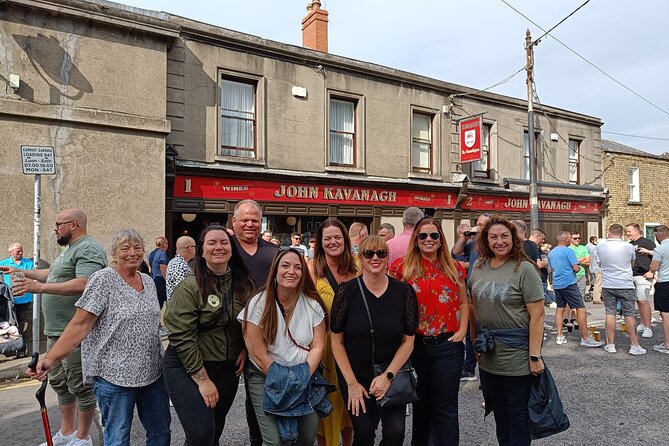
[601,139,669,159]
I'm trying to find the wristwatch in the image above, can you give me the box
[530,355,543,362]
[386,371,395,380]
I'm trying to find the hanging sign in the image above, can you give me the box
[459,116,483,163]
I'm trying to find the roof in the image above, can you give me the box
[601,139,669,159]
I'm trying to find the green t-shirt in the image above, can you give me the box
[469,260,544,376]
[42,236,107,336]
[569,244,590,277]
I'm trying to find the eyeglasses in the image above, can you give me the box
[572,237,580,240]
[293,237,301,240]
[55,221,74,229]
[418,232,440,241]
[361,249,388,260]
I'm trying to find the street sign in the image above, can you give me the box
[459,116,483,163]
[20,145,55,175]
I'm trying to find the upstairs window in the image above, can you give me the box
[329,98,356,166]
[628,167,640,202]
[220,79,255,157]
[411,112,433,173]
[472,124,491,179]
[522,131,540,180]
[568,139,581,184]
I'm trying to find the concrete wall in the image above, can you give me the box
[0,0,174,258]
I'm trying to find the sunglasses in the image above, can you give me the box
[418,232,440,241]
[361,249,388,260]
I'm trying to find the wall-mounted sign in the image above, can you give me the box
[175,176,458,209]
[460,193,601,214]
[21,145,55,175]
[459,116,483,163]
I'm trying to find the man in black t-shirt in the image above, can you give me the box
[626,223,656,337]
[514,222,555,309]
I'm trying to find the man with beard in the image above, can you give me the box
[2,208,106,446]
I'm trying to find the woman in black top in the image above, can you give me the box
[330,236,418,446]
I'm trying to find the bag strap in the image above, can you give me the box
[324,266,340,295]
[356,277,376,367]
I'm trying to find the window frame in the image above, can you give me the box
[410,111,434,174]
[219,76,257,158]
[472,123,492,179]
[568,138,581,184]
[522,130,540,181]
[328,97,357,167]
[628,166,640,203]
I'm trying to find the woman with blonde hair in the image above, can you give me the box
[309,218,357,446]
[390,217,469,446]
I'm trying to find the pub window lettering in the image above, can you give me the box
[411,112,433,173]
[329,98,356,166]
[568,139,581,184]
[628,167,640,202]
[472,124,492,178]
[220,78,256,158]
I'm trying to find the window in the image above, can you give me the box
[472,124,491,178]
[522,131,539,180]
[568,139,580,184]
[411,112,433,173]
[220,79,256,157]
[628,167,640,202]
[329,98,356,166]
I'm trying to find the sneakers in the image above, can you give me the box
[39,430,77,446]
[571,319,579,330]
[580,337,603,348]
[629,345,647,355]
[460,371,477,382]
[653,343,669,353]
[604,343,617,353]
[66,437,93,446]
[642,327,653,338]
[556,335,567,345]
[543,322,553,330]
[549,302,557,309]
[562,318,569,328]
[636,323,646,332]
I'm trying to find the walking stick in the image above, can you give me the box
[28,352,53,446]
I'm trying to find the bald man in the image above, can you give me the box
[0,242,34,355]
[166,236,196,300]
[1,208,107,446]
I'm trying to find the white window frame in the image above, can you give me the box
[523,130,539,180]
[326,90,365,173]
[411,111,434,174]
[628,167,640,203]
[568,139,581,184]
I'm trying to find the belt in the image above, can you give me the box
[421,332,455,346]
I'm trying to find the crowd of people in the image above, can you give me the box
[1,202,667,446]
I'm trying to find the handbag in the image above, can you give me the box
[528,361,570,439]
[356,278,418,408]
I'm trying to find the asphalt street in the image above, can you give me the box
[1,303,667,445]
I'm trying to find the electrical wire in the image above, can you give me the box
[450,66,526,99]
[530,0,591,46]
[499,0,669,117]
[601,131,669,142]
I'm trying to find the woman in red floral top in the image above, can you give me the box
[390,217,469,446]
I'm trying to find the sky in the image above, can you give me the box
[118,0,669,154]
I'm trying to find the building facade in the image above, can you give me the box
[602,139,669,238]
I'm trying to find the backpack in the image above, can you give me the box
[528,363,570,439]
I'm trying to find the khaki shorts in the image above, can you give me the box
[633,276,652,301]
[46,336,97,411]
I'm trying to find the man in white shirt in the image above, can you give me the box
[596,224,646,355]
[644,225,669,354]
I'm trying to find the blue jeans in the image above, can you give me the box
[542,282,555,304]
[92,376,171,446]
[411,336,464,446]
[479,369,532,446]
[463,332,476,374]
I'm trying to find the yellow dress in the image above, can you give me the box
[316,277,353,444]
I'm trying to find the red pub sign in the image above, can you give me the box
[461,194,601,215]
[459,116,483,163]
[175,176,458,209]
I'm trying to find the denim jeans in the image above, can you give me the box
[92,376,170,446]
[163,346,239,446]
[462,332,476,374]
[542,282,556,304]
[411,336,464,446]
[479,369,532,446]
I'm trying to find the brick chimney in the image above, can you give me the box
[302,1,328,52]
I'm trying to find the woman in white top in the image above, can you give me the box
[239,248,328,446]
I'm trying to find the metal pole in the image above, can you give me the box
[526,30,539,229]
[32,174,41,354]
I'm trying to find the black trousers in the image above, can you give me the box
[15,302,32,354]
[479,369,532,446]
[153,276,167,309]
[339,374,406,446]
[163,346,239,446]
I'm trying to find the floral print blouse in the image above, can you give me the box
[390,257,466,336]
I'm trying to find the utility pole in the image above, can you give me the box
[525,29,539,230]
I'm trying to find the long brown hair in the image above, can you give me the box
[250,248,328,346]
[475,215,534,271]
[401,217,461,284]
[313,218,357,278]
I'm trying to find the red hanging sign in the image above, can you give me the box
[459,116,483,163]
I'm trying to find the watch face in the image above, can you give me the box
[386,371,395,380]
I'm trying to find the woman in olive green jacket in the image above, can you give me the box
[163,225,254,446]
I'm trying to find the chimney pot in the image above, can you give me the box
[302,1,328,53]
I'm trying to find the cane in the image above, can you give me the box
[28,352,53,446]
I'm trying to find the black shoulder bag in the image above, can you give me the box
[356,277,418,408]
[323,266,340,294]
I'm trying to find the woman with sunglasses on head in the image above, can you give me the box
[239,248,329,446]
[163,225,255,446]
[309,219,357,446]
[389,217,469,446]
[331,235,418,446]
[468,216,544,446]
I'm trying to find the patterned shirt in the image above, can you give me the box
[166,255,192,300]
[390,258,466,336]
[76,267,163,387]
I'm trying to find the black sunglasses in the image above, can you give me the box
[361,249,388,260]
[418,232,440,241]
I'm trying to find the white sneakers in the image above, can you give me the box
[636,324,654,338]
[653,343,669,354]
[548,302,558,309]
[38,431,92,446]
[580,337,603,348]
[604,343,617,353]
[555,335,567,345]
[629,345,647,355]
